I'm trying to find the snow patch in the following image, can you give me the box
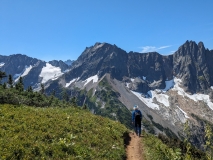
[130,77,213,111]
[126,82,130,88]
[172,78,185,96]
[14,65,33,82]
[143,76,146,80]
[131,78,135,82]
[163,79,175,91]
[63,69,70,73]
[151,90,170,107]
[131,91,159,110]
[94,43,104,50]
[83,75,98,86]
[14,73,21,80]
[0,62,5,68]
[174,108,187,123]
[110,53,114,58]
[65,78,77,87]
[39,63,63,83]
[176,105,189,119]
[22,65,33,77]
[93,89,97,96]
[172,78,213,110]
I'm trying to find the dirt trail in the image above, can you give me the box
[126,132,144,160]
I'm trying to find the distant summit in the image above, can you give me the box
[64,59,75,66]
[0,54,70,89]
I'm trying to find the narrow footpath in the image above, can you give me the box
[126,132,144,160]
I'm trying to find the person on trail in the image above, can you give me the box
[132,105,142,137]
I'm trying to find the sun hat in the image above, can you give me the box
[133,105,138,110]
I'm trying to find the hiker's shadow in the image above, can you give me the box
[123,132,131,147]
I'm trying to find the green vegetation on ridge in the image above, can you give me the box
[143,132,207,160]
[0,104,128,159]
[0,75,128,159]
[77,77,132,129]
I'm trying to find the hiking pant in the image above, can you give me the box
[134,120,141,136]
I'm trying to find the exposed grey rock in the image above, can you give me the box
[64,59,74,66]
[0,54,40,76]
[63,42,128,84]
[47,40,213,95]
[48,60,70,71]
[173,40,213,93]
[0,54,69,89]
[127,52,172,90]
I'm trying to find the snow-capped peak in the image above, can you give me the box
[0,62,5,68]
[39,63,63,84]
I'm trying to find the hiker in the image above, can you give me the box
[132,105,142,137]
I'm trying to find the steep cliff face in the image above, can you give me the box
[51,41,213,98]
[1,41,212,94]
[127,52,173,90]
[63,43,175,91]
[63,42,128,84]
[173,41,213,93]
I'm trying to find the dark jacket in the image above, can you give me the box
[132,109,142,123]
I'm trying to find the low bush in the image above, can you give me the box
[0,104,128,159]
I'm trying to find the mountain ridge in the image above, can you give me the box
[62,40,213,94]
[0,54,73,89]
[1,40,213,149]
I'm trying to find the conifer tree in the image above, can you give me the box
[61,89,69,102]
[19,76,23,85]
[0,71,7,84]
[71,96,77,107]
[15,77,24,91]
[8,74,13,88]
[3,82,6,89]
[40,83,45,94]
[27,86,33,92]
[51,89,56,96]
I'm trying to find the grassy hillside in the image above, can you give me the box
[0,104,128,159]
[142,132,207,160]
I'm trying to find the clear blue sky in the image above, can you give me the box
[1,0,213,61]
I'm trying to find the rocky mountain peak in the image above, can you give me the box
[68,42,128,81]
[173,40,213,93]
[75,42,126,65]
[67,40,213,94]
[64,59,74,66]
[198,41,204,48]
[179,40,205,54]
